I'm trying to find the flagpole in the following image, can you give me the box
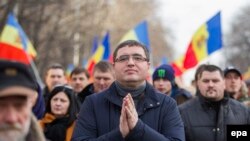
[26,54,44,88]
[13,7,44,88]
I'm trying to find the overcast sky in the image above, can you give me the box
[156,0,250,85]
[157,0,250,55]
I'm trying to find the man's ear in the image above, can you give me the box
[30,92,38,107]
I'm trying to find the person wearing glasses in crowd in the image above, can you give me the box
[39,85,79,141]
[77,61,115,103]
[0,60,46,141]
[43,63,67,105]
[72,40,184,141]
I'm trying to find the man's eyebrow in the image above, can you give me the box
[131,53,143,56]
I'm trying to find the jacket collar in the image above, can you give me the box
[197,91,229,109]
[104,81,161,109]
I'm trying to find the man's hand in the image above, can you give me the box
[119,97,130,138]
[124,93,138,130]
[119,93,139,138]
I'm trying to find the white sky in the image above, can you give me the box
[156,0,250,86]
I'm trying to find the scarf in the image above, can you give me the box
[40,113,69,141]
[115,81,146,107]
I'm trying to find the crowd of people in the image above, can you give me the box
[0,40,250,141]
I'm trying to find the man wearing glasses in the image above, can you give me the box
[72,40,185,141]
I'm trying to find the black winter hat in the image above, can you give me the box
[0,60,38,92]
[224,66,242,79]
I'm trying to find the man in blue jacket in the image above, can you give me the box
[72,40,185,141]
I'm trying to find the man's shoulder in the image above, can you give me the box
[179,97,199,111]
[228,98,249,110]
[85,88,109,101]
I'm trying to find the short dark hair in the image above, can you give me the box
[46,85,79,126]
[70,67,90,79]
[93,61,115,77]
[113,40,150,62]
[195,64,223,81]
[45,63,65,76]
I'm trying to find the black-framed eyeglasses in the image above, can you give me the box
[115,54,148,63]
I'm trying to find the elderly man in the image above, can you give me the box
[179,64,250,141]
[0,60,45,141]
[72,40,184,141]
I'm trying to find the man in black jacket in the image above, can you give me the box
[179,64,250,141]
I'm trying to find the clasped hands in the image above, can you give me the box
[119,93,138,138]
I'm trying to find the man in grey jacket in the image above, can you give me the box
[179,64,250,141]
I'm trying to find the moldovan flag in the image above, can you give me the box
[85,32,110,74]
[171,55,186,76]
[0,13,37,64]
[120,21,150,51]
[183,12,222,69]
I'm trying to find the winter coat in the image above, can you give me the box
[170,86,193,105]
[72,82,185,141]
[26,114,46,141]
[77,83,95,104]
[179,93,250,141]
[33,83,45,119]
[39,113,75,141]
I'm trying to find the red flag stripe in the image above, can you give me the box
[0,42,30,64]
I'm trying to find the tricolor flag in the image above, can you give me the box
[0,13,37,64]
[120,21,150,51]
[91,36,99,54]
[183,12,222,69]
[171,55,186,76]
[66,64,75,79]
[85,32,110,74]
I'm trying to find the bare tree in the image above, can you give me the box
[1,0,173,80]
[225,5,250,72]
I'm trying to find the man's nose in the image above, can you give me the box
[99,79,105,85]
[208,81,214,87]
[127,56,135,65]
[4,107,19,124]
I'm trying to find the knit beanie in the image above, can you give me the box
[152,64,175,81]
